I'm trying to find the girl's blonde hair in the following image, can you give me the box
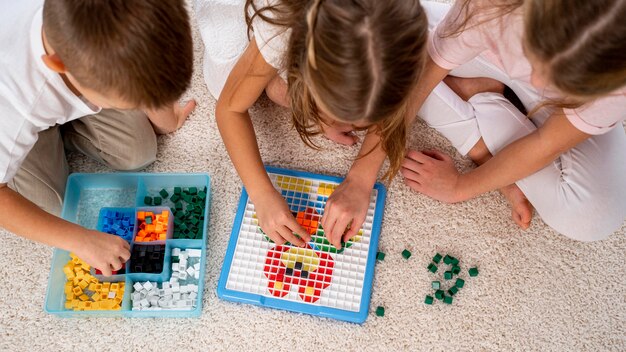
[524,0,626,100]
[245,0,428,180]
[445,0,626,106]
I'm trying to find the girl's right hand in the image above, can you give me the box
[254,190,311,247]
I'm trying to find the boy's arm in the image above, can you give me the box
[215,39,309,247]
[0,184,130,276]
[144,99,197,135]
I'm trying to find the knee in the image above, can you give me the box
[42,197,63,216]
[546,195,625,242]
[265,77,289,108]
[104,136,157,171]
[7,178,63,216]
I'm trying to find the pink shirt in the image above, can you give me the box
[427,1,626,135]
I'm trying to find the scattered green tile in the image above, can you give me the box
[375,306,385,317]
[427,263,438,273]
[425,295,434,305]
[376,251,386,261]
[435,290,445,300]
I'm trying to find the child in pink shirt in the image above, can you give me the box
[404,0,626,241]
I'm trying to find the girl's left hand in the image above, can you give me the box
[321,176,372,249]
[401,149,463,204]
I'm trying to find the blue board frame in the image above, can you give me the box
[217,166,386,323]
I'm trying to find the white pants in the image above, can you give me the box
[418,2,626,241]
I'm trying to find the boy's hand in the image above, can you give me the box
[321,176,371,249]
[73,230,131,276]
[145,99,196,134]
[254,190,311,247]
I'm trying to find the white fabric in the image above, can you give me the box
[195,0,289,99]
[418,1,482,155]
[0,1,99,184]
[195,0,249,99]
[418,2,626,241]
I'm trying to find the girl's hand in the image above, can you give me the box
[321,176,371,249]
[255,190,311,247]
[401,149,463,204]
[320,118,359,146]
[74,230,131,277]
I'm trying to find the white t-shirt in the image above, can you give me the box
[196,0,290,98]
[0,0,100,183]
[252,0,290,76]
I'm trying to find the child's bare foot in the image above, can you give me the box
[443,76,505,101]
[499,183,533,230]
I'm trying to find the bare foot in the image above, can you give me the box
[444,76,505,102]
[499,183,533,230]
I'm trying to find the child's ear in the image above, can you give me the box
[41,53,67,74]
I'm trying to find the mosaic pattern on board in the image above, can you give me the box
[226,174,378,312]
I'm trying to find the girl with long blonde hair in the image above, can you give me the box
[199,0,429,246]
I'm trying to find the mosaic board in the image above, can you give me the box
[217,167,386,323]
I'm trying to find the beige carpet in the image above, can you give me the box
[1,3,625,351]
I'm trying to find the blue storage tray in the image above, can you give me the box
[44,173,211,318]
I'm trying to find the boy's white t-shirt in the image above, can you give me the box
[0,1,100,184]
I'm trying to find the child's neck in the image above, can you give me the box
[41,30,82,97]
